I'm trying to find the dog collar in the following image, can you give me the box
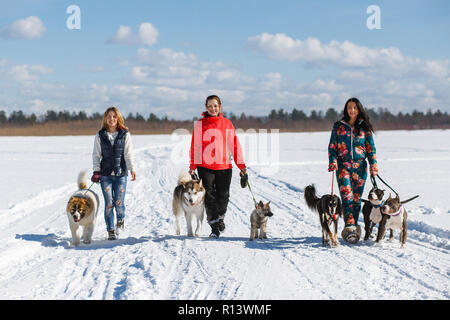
[390,206,403,217]
[372,201,384,209]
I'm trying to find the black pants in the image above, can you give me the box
[197,167,232,224]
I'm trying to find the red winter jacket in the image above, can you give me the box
[189,112,246,171]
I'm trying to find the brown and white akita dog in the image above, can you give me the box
[66,170,99,246]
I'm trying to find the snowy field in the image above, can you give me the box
[0,130,449,300]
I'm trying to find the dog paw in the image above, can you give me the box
[331,241,340,247]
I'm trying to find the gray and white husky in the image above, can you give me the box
[172,171,205,237]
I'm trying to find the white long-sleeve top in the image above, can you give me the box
[92,131,135,174]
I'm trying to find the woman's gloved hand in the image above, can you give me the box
[91,171,101,183]
[240,170,248,188]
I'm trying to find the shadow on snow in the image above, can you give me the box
[15,233,150,250]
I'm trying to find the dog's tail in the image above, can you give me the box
[77,170,89,190]
[400,195,419,204]
[177,170,192,185]
[304,184,320,212]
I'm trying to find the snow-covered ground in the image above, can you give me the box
[0,130,449,299]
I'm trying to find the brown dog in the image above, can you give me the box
[377,194,418,248]
[249,201,273,241]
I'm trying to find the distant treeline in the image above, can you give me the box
[0,107,449,135]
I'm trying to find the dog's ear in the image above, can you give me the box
[66,198,75,212]
[395,194,400,201]
[198,179,203,187]
[83,198,91,210]
[258,200,264,208]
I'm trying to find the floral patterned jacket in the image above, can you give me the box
[328,120,378,175]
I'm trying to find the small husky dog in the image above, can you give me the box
[249,201,273,241]
[66,170,100,246]
[362,187,385,240]
[377,194,418,247]
[304,184,342,247]
[173,171,205,237]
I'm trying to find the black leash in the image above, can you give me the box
[370,175,378,189]
[240,172,258,208]
[372,174,419,202]
[375,174,399,196]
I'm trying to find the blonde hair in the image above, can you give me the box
[101,106,129,131]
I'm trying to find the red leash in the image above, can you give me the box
[331,170,335,196]
[331,170,337,221]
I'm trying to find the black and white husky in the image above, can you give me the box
[172,171,205,237]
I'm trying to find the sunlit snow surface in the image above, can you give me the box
[0,130,448,299]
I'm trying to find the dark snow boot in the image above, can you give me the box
[209,222,221,238]
[217,219,225,232]
[108,230,117,240]
[342,225,361,244]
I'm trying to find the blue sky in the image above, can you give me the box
[0,0,449,119]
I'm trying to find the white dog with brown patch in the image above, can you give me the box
[66,171,99,246]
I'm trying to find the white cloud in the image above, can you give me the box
[138,23,159,46]
[130,48,255,89]
[247,33,449,79]
[0,16,45,39]
[8,64,53,82]
[137,47,198,66]
[108,22,159,46]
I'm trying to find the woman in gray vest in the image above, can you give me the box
[91,106,136,240]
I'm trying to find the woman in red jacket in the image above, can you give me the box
[189,95,247,238]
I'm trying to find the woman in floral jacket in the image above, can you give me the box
[328,97,378,244]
